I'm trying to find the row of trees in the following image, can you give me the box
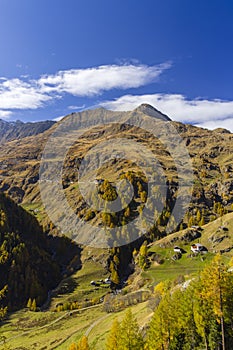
[26,298,37,311]
[69,336,90,350]
[185,202,230,230]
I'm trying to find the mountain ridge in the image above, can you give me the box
[0,105,232,212]
[0,118,56,144]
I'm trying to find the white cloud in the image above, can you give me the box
[196,118,233,132]
[53,115,65,122]
[0,110,12,119]
[68,104,86,110]
[0,63,171,114]
[38,63,171,96]
[1,63,232,132]
[0,78,52,110]
[101,94,233,132]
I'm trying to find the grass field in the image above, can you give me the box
[143,247,215,285]
[0,245,155,350]
[21,201,48,224]
[49,259,110,310]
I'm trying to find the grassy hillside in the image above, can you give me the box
[141,212,233,285]
[149,212,233,255]
[0,300,152,350]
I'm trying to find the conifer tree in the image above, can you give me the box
[147,292,176,350]
[138,241,148,270]
[196,209,201,223]
[199,216,205,226]
[188,216,194,227]
[106,309,144,350]
[27,298,32,309]
[119,309,144,350]
[68,343,77,350]
[111,268,120,286]
[124,206,130,218]
[106,319,121,350]
[31,298,37,312]
[113,255,120,266]
[196,255,233,350]
[77,335,89,350]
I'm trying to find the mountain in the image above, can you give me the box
[0,105,233,349]
[0,104,232,232]
[0,119,55,144]
[0,104,232,284]
[0,104,232,212]
[150,211,233,254]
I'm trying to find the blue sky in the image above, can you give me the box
[0,0,233,130]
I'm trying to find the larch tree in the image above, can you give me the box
[77,335,90,350]
[106,319,121,350]
[147,292,177,350]
[68,343,77,350]
[107,309,144,350]
[196,209,201,223]
[111,268,120,286]
[197,255,233,350]
[31,298,37,312]
[26,297,32,309]
[138,241,148,270]
[119,309,144,350]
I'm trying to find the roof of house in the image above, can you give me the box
[191,243,203,247]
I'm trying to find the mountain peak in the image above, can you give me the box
[134,103,171,121]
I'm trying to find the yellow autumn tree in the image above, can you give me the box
[196,254,233,350]
[106,319,121,350]
[77,335,90,350]
[119,309,144,350]
[68,343,77,350]
[106,309,144,350]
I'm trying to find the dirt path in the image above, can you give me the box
[0,304,102,346]
[85,314,109,337]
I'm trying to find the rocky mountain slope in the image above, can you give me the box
[0,118,55,144]
[0,105,232,217]
[0,104,232,291]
